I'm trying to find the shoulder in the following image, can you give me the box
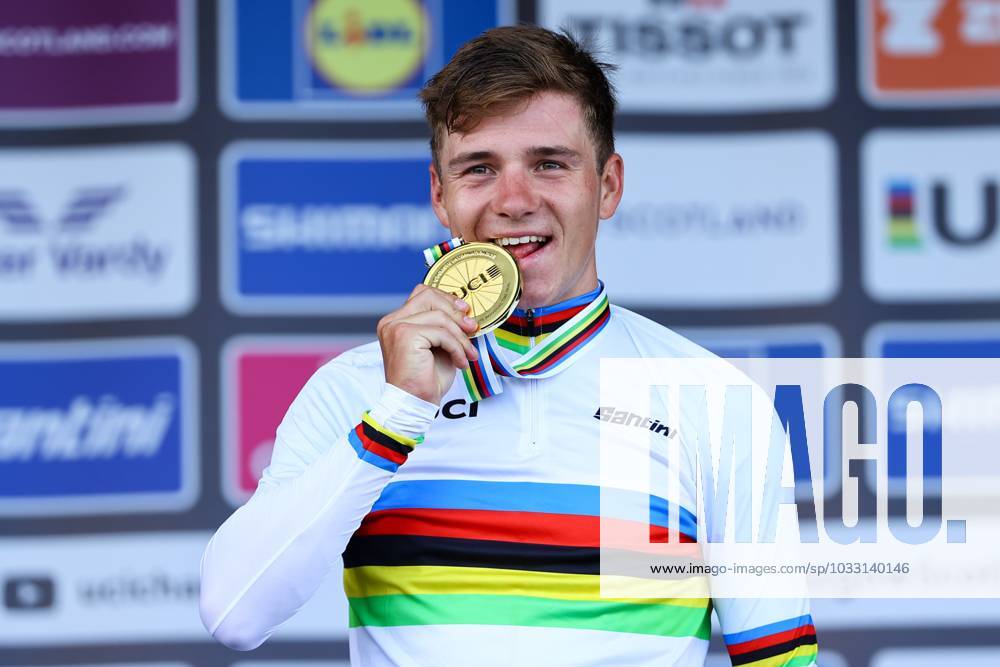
[608,304,719,360]
[321,339,385,375]
[313,339,385,390]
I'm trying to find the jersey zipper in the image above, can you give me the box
[526,309,538,447]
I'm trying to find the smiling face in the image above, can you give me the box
[429,91,624,310]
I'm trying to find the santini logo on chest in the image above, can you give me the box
[593,406,674,439]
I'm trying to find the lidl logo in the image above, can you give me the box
[864,0,1000,104]
[305,0,428,95]
[221,0,511,119]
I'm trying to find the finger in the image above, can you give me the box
[399,287,478,334]
[397,310,479,360]
[420,325,473,369]
[382,285,462,333]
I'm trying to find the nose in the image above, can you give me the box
[491,167,539,220]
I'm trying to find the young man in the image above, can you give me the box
[201,25,818,666]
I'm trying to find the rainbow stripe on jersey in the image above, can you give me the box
[343,479,709,637]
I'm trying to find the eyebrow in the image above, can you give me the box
[447,145,582,170]
[527,145,581,161]
[447,150,496,170]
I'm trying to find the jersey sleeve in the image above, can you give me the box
[711,383,819,666]
[198,358,437,651]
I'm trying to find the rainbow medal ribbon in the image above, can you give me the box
[423,238,611,402]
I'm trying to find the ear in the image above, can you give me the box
[598,153,624,220]
[429,162,451,230]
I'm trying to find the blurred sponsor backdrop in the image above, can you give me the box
[1,0,998,665]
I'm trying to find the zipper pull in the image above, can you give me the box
[525,308,534,333]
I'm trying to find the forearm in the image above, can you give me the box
[199,385,435,650]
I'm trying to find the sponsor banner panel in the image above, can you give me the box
[872,647,1000,666]
[233,663,350,667]
[0,338,198,516]
[677,324,842,499]
[0,143,197,321]
[539,0,834,112]
[0,0,195,126]
[861,0,1000,105]
[221,141,440,314]
[0,532,349,645]
[865,321,1000,501]
[6,664,190,667]
[599,131,838,307]
[678,323,841,359]
[220,0,513,119]
[862,128,1000,302]
[222,336,373,507]
[812,597,1000,629]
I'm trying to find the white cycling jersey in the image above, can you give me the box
[200,284,818,666]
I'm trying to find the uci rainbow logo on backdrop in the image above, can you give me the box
[304,0,429,96]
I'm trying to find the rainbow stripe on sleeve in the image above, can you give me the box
[724,614,818,666]
[345,411,423,473]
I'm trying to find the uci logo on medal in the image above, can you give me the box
[304,0,428,96]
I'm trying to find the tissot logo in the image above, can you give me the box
[540,0,834,111]
[3,575,55,610]
[436,399,480,420]
[568,7,807,61]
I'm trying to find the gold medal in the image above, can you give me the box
[423,242,521,337]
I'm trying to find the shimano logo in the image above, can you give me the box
[0,186,168,279]
[0,394,175,462]
[594,406,674,438]
[241,203,442,251]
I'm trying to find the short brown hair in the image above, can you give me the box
[420,24,617,174]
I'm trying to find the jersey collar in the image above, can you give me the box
[497,281,605,343]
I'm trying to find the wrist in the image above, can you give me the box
[369,383,438,440]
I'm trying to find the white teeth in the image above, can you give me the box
[492,235,548,246]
